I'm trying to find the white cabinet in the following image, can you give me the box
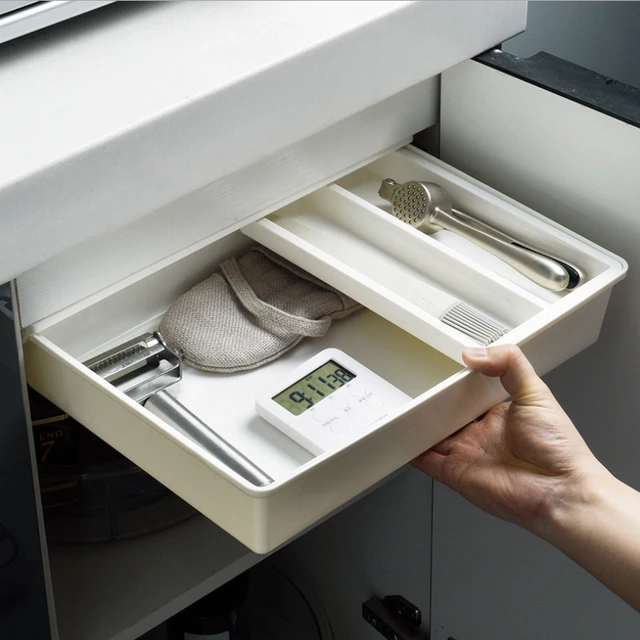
[4,3,636,640]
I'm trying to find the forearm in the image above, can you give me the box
[537,466,640,612]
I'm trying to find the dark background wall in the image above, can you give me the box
[504,1,640,89]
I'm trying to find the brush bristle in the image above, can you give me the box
[441,303,509,346]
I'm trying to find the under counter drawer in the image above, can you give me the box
[23,146,626,554]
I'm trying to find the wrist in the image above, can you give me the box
[531,461,616,545]
[529,463,640,612]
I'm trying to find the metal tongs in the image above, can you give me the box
[379,178,582,292]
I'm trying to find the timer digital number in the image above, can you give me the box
[272,360,356,416]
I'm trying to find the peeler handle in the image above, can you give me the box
[145,390,274,487]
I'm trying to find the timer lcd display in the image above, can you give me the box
[272,360,356,416]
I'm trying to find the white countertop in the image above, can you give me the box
[0,1,525,284]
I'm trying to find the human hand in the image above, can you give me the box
[412,345,607,535]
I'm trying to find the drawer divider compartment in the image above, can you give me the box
[243,185,547,364]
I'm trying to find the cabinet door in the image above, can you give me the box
[430,52,640,639]
[272,467,433,640]
[0,282,55,639]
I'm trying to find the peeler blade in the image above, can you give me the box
[85,332,182,402]
[84,331,274,487]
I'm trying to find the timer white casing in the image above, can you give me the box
[256,348,411,455]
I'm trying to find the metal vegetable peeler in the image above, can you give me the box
[84,331,273,487]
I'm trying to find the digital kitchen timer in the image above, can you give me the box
[256,348,411,455]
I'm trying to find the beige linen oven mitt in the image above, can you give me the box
[160,245,361,373]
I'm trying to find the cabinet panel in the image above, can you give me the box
[273,468,433,640]
[0,1,526,284]
[0,283,55,639]
[17,78,435,329]
[432,56,640,638]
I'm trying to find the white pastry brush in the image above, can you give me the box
[398,275,509,346]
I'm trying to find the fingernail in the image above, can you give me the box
[463,347,488,359]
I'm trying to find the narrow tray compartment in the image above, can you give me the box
[243,186,546,364]
[337,146,616,302]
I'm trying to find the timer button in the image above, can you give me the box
[330,394,349,410]
[330,420,348,434]
[312,406,331,422]
[366,395,384,410]
[347,408,366,422]
[347,383,367,398]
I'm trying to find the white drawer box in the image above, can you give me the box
[22,146,626,553]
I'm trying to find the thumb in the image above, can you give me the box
[462,345,549,404]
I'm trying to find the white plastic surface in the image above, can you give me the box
[0,1,526,283]
[23,149,626,553]
[17,78,427,329]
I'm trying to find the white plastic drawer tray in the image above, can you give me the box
[23,147,627,553]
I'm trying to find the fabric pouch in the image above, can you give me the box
[160,246,361,373]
